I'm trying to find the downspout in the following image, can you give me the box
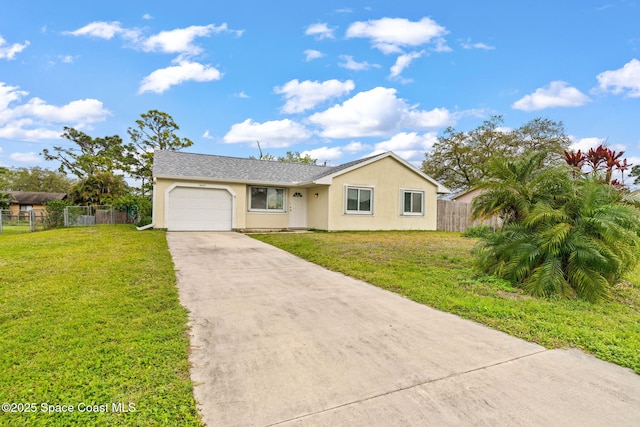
[137,177,157,230]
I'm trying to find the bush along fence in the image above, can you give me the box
[0,205,140,233]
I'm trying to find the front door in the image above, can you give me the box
[289,189,307,229]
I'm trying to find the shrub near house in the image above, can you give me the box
[472,151,640,302]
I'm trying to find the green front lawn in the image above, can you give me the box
[0,226,202,426]
[252,231,640,374]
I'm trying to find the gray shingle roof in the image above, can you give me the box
[152,150,449,193]
[153,150,372,184]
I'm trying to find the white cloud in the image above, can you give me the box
[305,23,335,40]
[0,82,110,141]
[0,35,29,60]
[343,141,370,153]
[338,55,380,71]
[403,107,453,128]
[596,58,640,97]
[0,123,61,141]
[389,51,425,79]
[512,81,590,111]
[65,21,121,38]
[138,60,222,94]
[346,17,448,54]
[274,79,355,114]
[143,13,153,20]
[304,49,324,61]
[433,38,452,53]
[67,21,242,54]
[301,146,343,164]
[223,118,312,147]
[234,91,250,98]
[0,84,110,125]
[202,130,214,139]
[67,22,241,93]
[141,24,235,56]
[8,98,109,124]
[0,82,28,111]
[9,152,40,163]
[64,21,140,42]
[308,87,452,138]
[461,39,495,50]
[369,131,438,165]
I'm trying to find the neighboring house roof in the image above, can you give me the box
[6,191,67,205]
[153,150,450,193]
[449,187,484,202]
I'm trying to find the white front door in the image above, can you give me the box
[289,189,307,229]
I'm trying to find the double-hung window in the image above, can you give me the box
[402,190,424,215]
[345,186,373,214]
[250,187,285,212]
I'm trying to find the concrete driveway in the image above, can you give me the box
[167,232,640,426]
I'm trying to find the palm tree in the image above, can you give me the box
[471,151,572,225]
[68,172,129,205]
[474,175,640,302]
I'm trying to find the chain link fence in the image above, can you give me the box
[0,209,46,233]
[1,205,138,233]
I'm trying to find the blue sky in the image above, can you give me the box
[1,1,639,180]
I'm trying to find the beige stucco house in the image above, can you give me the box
[151,150,449,232]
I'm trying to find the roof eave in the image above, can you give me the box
[154,174,312,187]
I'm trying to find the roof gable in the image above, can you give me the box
[313,152,450,193]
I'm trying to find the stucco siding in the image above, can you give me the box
[306,186,330,230]
[245,212,289,230]
[326,157,438,231]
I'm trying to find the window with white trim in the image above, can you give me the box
[345,186,373,214]
[249,187,285,212]
[402,190,424,215]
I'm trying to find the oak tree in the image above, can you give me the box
[421,116,570,192]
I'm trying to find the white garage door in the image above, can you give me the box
[167,187,232,231]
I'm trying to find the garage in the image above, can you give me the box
[167,186,233,231]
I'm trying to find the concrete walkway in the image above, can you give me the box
[167,232,640,427]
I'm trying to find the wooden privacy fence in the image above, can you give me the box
[64,206,135,227]
[437,200,501,232]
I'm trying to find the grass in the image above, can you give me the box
[0,224,31,235]
[0,226,202,426]
[252,231,640,374]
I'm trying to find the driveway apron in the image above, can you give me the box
[167,232,640,426]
